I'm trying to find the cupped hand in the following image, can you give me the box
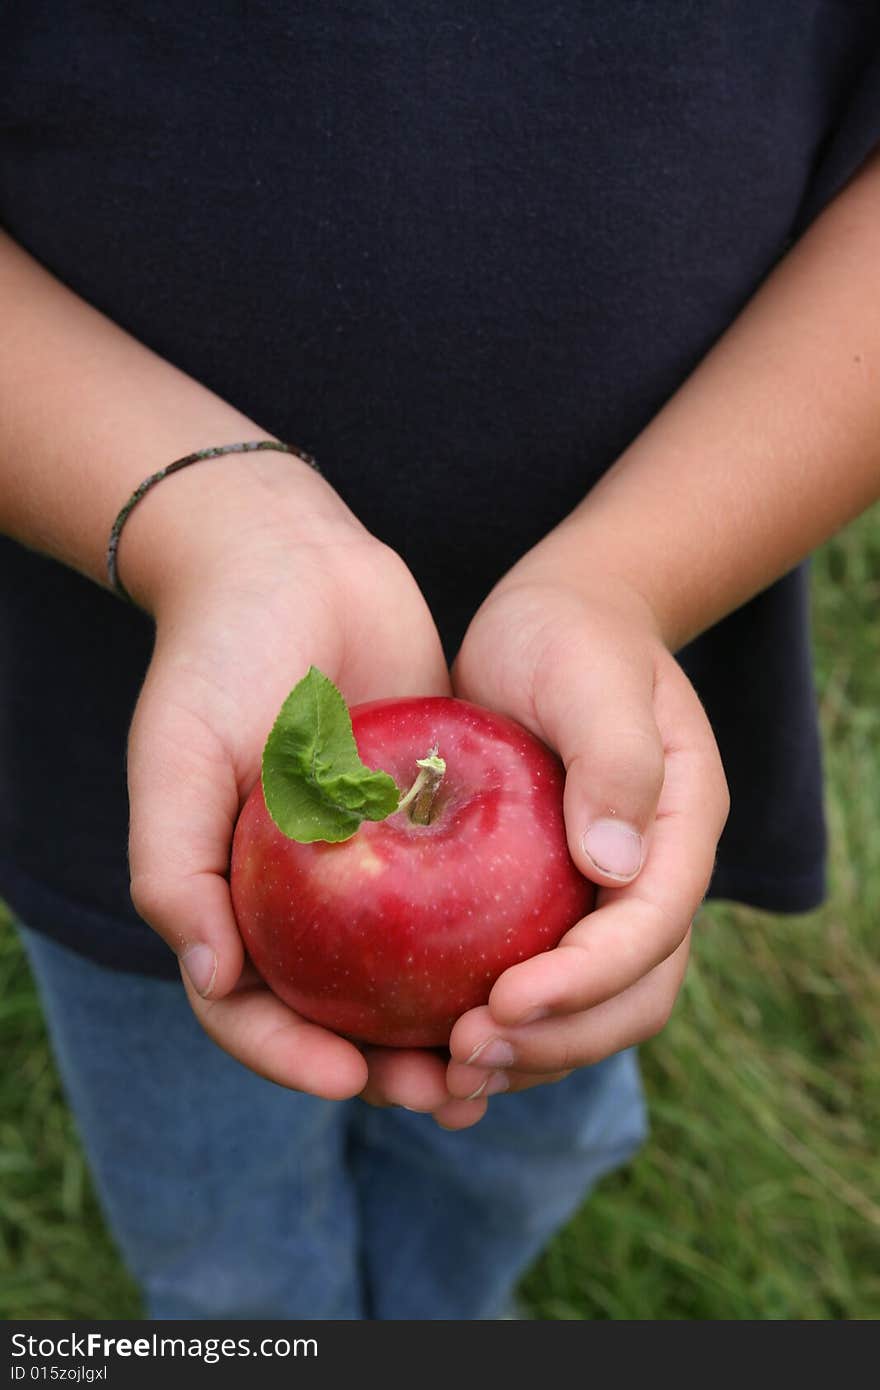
[124,452,458,1104]
[440,574,729,1108]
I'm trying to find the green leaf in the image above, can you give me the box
[261,666,400,843]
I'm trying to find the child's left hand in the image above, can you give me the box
[438,569,729,1109]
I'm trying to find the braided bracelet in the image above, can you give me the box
[106,439,320,602]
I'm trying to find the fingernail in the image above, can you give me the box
[485,1071,510,1096]
[464,1037,516,1068]
[464,1076,489,1101]
[464,1071,510,1101]
[181,944,217,997]
[582,820,643,879]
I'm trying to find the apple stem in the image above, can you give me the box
[397,746,446,825]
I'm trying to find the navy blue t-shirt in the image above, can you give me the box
[1,2,879,976]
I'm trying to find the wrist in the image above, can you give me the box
[117,441,361,619]
[492,528,670,650]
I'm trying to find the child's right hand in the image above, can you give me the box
[124,450,453,1101]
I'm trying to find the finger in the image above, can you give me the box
[358,1051,491,1128]
[449,932,691,1074]
[358,1047,453,1111]
[529,608,665,888]
[429,1096,490,1131]
[474,654,728,1024]
[445,1061,571,1100]
[483,896,683,1027]
[182,973,368,1099]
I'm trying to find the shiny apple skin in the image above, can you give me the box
[230,696,594,1048]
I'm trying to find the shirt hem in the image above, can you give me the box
[0,860,178,980]
[706,858,827,916]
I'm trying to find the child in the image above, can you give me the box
[1,3,878,1318]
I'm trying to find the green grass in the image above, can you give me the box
[0,923,140,1319]
[2,511,879,1320]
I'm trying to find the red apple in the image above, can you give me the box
[230,693,593,1048]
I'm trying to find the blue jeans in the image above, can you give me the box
[18,922,647,1320]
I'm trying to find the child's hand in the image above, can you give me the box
[124,458,454,1102]
[437,573,729,1109]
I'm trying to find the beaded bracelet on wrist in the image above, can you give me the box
[106,439,320,602]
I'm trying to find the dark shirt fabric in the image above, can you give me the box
[1,2,879,978]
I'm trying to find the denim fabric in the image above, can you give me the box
[18,922,647,1320]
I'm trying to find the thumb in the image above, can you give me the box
[126,659,247,1000]
[532,628,665,888]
